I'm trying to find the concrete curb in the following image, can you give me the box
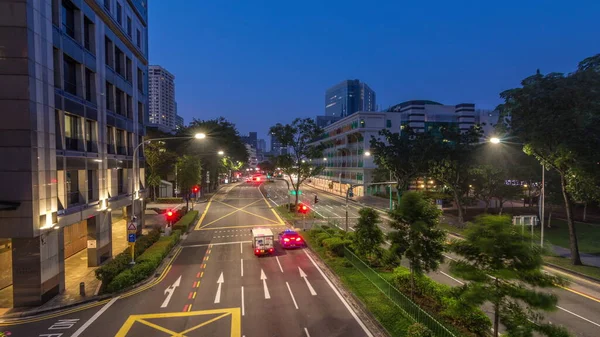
[543,262,600,283]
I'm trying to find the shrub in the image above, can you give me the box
[407,323,433,337]
[155,197,183,204]
[95,229,161,285]
[322,237,349,257]
[315,232,332,246]
[173,211,198,232]
[105,230,181,293]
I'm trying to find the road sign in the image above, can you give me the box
[128,221,137,231]
[128,233,136,243]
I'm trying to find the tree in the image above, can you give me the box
[492,184,522,215]
[470,165,505,213]
[257,160,276,177]
[497,54,600,265]
[449,215,567,337]
[426,126,483,225]
[269,118,324,207]
[353,208,384,259]
[144,141,168,201]
[176,155,202,210]
[388,191,446,299]
[370,128,433,204]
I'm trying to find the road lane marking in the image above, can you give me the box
[194,198,213,230]
[187,304,193,312]
[183,304,189,312]
[259,187,286,224]
[199,224,282,230]
[201,271,204,278]
[440,271,464,285]
[193,292,197,299]
[286,282,299,310]
[241,286,245,316]
[198,199,266,229]
[182,240,252,248]
[558,285,600,303]
[240,242,243,253]
[304,327,311,337]
[215,272,224,304]
[276,256,284,273]
[269,198,279,206]
[241,259,244,277]
[70,296,119,337]
[557,306,600,328]
[261,269,271,299]
[299,267,317,296]
[304,250,374,337]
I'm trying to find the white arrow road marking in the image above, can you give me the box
[286,281,299,309]
[298,267,317,296]
[261,269,271,299]
[161,275,182,308]
[214,272,224,304]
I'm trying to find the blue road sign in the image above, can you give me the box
[128,233,136,243]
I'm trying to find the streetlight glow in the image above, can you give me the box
[364,151,371,157]
[194,133,207,139]
[218,150,224,155]
[490,137,501,144]
[323,158,327,161]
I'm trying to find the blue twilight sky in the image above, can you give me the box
[148,0,599,144]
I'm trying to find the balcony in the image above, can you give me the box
[65,137,80,151]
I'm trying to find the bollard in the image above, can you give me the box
[80,282,85,296]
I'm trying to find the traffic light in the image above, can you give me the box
[314,195,319,204]
[297,203,309,214]
[192,185,199,193]
[166,210,174,221]
[348,187,354,198]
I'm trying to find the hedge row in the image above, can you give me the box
[95,229,161,286]
[391,267,491,336]
[106,230,181,293]
[173,211,198,232]
[155,197,184,204]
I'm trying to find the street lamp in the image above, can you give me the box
[195,133,207,139]
[489,137,546,247]
[364,151,371,157]
[218,150,224,156]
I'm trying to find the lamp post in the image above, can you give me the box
[130,132,206,228]
[489,137,545,247]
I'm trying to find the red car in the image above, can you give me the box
[278,230,304,249]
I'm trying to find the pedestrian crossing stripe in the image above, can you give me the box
[115,308,241,337]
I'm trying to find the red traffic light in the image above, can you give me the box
[302,205,307,211]
[166,210,173,217]
[298,203,309,214]
[192,185,199,193]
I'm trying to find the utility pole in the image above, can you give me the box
[389,170,393,211]
[540,164,545,248]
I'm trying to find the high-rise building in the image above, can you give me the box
[0,0,148,306]
[241,132,258,150]
[149,65,176,132]
[175,114,185,131]
[257,139,266,152]
[270,132,283,155]
[325,79,376,118]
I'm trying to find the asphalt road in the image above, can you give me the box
[264,179,600,337]
[0,182,374,337]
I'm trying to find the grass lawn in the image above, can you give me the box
[543,255,600,280]
[305,235,412,337]
[535,219,600,255]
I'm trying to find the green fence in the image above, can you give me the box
[343,247,457,337]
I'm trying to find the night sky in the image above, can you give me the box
[148,0,599,144]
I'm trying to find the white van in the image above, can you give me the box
[251,228,274,256]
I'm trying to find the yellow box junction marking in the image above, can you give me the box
[197,199,276,229]
[260,189,285,225]
[115,308,241,337]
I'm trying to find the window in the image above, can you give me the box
[63,55,77,95]
[85,119,94,152]
[137,68,143,92]
[106,127,114,154]
[66,170,80,206]
[65,114,80,151]
[115,89,123,115]
[53,48,61,87]
[87,170,96,201]
[104,37,113,67]
[51,0,59,26]
[126,95,133,119]
[138,102,144,124]
[84,16,94,53]
[386,120,392,128]
[125,57,132,82]
[136,29,141,48]
[85,68,94,102]
[127,132,133,155]
[61,1,75,39]
[126,16,132,36]
[117,169,125,194]
[115,47,124,76]
[105,81,114,111]
[104,0,110,11]
[116,130,125,155]
[55,110,62,149]
[116,2,122,24]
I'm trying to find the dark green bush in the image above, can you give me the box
[173,211,198,232]
[106,230,181,293]
[315,232,332,246]
[407,323,433,337]
[95,229,161,285]
[155,198,184,204]
[322,237,349,257]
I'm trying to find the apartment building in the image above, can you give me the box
[0,0,148,306]
[148,65,177,132]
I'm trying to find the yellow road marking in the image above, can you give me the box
[213,199,279,225]
[180,312,230,334]
[206,256,210,261]
[196,281,200,288]
[198,224,284,230]
[187,304,193,312]
[260,188,285,225]
[194,197,214,230]
[137,318,180,335]
[558,285,600,303]
[193,292,197,299]
[201,271,204,278]
[198,199,268,229]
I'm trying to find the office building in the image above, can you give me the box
[175,114,184,131]
[316,115,342,128]
[257,139,266,152]
[148,65,176,132]
[270,132,283,155]
[325,79,376,118]
[241,132,257,150]
[0,0,148,306]
[310,100,477,196]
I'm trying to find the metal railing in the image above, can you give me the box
[316,222,457,337]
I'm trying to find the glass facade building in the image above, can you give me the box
[325,79,376,117]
